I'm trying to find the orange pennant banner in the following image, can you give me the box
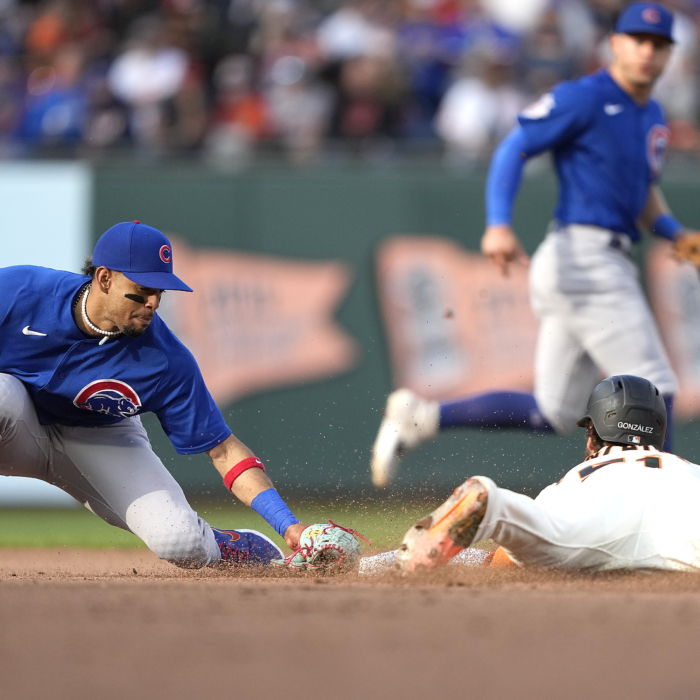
[159,237,359,405]
[376,236,538,399]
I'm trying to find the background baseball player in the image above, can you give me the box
[398,374,700,574]
[0,221,360,569]
[372,2,700,489]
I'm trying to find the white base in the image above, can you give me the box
[359,547,489,576]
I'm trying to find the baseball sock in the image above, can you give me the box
[663,395,673,452]
[439,391,553,432]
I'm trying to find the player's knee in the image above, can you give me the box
[142,513,214,568]
[0,374,30,438]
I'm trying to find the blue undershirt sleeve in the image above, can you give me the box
[485,127,530,227]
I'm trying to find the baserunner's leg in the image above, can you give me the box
[397,475,655,573]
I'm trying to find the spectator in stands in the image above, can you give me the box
[107,15,191,154]
[0,0,698,161]
[16,43,88,150]
[435,43,525,164]
[205,53,269,166]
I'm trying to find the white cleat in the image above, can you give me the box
[371,389,440,488]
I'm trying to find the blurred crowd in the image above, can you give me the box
[1,0,699,164]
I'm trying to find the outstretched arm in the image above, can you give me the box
[638,185,700,265]
[207,434,306,548]
[482,127,531,275]
[638,185,682,237]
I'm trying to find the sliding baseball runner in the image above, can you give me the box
[397,375,700,574]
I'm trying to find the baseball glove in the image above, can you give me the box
[271,521,368,573]
[674,232,700,267]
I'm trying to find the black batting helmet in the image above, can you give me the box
[576,375,667,449]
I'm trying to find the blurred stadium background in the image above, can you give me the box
[3,0,700,547]
[2,0,700,162]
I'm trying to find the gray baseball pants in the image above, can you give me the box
[530,225,677,433]
[0,373,221,567]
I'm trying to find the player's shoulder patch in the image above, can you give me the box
[520,92,555,120]
[519,76,594,122]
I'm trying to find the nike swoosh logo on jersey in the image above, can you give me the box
[22,326,47,337]
[604,104,624,116]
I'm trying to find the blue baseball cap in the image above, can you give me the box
[615,2,674,43]
[93,221,193,292]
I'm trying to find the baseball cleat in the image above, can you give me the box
[371,389,440,488]
[396,478,488,574]
[212,528,283,566]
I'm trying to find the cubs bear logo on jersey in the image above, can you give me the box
[647,124,670,180]
[74,380,142,418]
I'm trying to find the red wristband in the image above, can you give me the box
[224,456,265,491]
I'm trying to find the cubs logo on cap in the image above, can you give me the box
[642,7,661,24]
[615,2,674,43]
[93,222,193,292]
[74,380,142,419]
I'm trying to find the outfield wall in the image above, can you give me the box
[86,162,700,498]
[1,161,695,501]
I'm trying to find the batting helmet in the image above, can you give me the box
[576,375,667,449]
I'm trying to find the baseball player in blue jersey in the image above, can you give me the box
[0,221,317,567]
[372,2,698,488]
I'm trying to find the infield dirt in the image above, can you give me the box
[2,549,699,700]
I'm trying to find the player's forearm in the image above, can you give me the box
[207,434,303,545]
[485,127,529,226]
[207,434,271,503]
[639,186,669,229]
[227,464,275,505]
[207,434,255,480]
[232,472,303,547]
[639,186,684,239]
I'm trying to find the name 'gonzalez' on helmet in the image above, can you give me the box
[576,375,667,450]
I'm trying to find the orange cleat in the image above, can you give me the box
[490,546,517,568]
[396,478,489,574]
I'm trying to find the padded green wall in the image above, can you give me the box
[93,163,700,499]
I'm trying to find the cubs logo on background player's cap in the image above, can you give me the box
[615,2,674,43]
[93,221,193,292]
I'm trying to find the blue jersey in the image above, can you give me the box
[515,70,669,240]
[0,266,232,455]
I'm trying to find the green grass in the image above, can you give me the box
[0,498,443,552]
[0,508,146,549]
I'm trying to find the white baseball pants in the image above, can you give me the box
[529,225,676,433]
[472,473,700,571]
[0,373,220,567]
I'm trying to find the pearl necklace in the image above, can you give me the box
[81,283,121,346]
